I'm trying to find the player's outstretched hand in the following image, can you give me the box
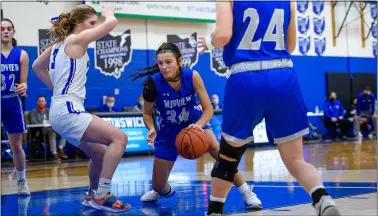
[101,6,115,18]
[147,129,157,147]
[197,36,208,54]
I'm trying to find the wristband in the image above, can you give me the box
[205,35,215,50]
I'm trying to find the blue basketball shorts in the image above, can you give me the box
[154,113,211,162]
[1,95,27,134]
[221,67,309,145]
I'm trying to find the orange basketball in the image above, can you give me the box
[175,128,210,160]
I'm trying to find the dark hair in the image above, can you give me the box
[37,95,46,100]
[327,90,336,98]
[129,42,182,84]
[1,18,17,46]
[48,4,96,46]
[364,86,371,91]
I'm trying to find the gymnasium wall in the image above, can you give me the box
[2,1,377,111]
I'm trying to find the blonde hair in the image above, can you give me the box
[48,4,96,45]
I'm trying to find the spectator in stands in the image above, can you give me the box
[345,98,359,137]
[133,95,144,112]
[30,96,68,162]
[124,95,144,112]
[356,86,377,138]
[211,94,221,110]
[323,91,349,139]
[99,95,121,112]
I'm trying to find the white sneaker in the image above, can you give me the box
[244,190,262,210]
[140,185,175,203]
[314,196,341,216]
[141,190,159,203]
[17,180,30,196]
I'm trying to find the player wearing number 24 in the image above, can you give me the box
[198,1,340,216]
[129,42,262,209]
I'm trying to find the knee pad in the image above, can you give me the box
[211,137,247,182]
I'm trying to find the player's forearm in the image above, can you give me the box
[210,31,232,48]
[34,68,53,90]
[20,71,28,84]
[143,113,156,131]
[195,107,213,128]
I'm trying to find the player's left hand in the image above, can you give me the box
[197,36,208,54]
[188,124,204,132]
[15,82,27,96]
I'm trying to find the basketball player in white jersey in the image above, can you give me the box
[32,5,130,213]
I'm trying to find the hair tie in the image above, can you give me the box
[50,16,59,22]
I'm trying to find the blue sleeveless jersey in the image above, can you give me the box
[1,47,22,96]
[223,1,292,67]
[152,68,202,132]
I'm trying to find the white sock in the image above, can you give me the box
[17,170,26,181]
[97,178,111,197]
[210,195,226,203]
[237,182,250,194]
[310,185,325,195]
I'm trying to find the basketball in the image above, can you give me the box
[175,128,210,160]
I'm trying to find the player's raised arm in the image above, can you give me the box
[69,7,117,47]
[286,1,297,53]
[198,1,233,53]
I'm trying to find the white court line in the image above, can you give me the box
[115,182,377,189]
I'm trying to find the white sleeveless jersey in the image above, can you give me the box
[49,35,90,101]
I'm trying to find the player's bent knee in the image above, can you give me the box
[114,131,128,147]
[210,137,246,182]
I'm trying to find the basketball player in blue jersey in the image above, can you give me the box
[198,2,340,216]
[131,42,262,210]
[32,5,130,213]
[1,18,30,196]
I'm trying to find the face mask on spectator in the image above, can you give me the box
[139,100,144,106]
[330,97,335,102]
[212,98,219,105]
[106,102,114,108]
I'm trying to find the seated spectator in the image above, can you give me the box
[30,96,67,162]
[99,95,121,112]
[323,91,349,139]
[125,95,144,112]
[356,86,377,138]
[345,98,359,137]
[211,94,221,110]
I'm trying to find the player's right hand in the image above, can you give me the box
[147,129,157,147]
[101,6,115,18]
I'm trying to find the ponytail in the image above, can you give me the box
[48,12,74,46]
[129,64,160,86]
[11,38,17,46]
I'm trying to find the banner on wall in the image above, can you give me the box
[167,33,198,68]
[312,0,326,56]
[210,47,230,78]
[85,1,215,22]
[95,30,132,79]
[38,29,55,55]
